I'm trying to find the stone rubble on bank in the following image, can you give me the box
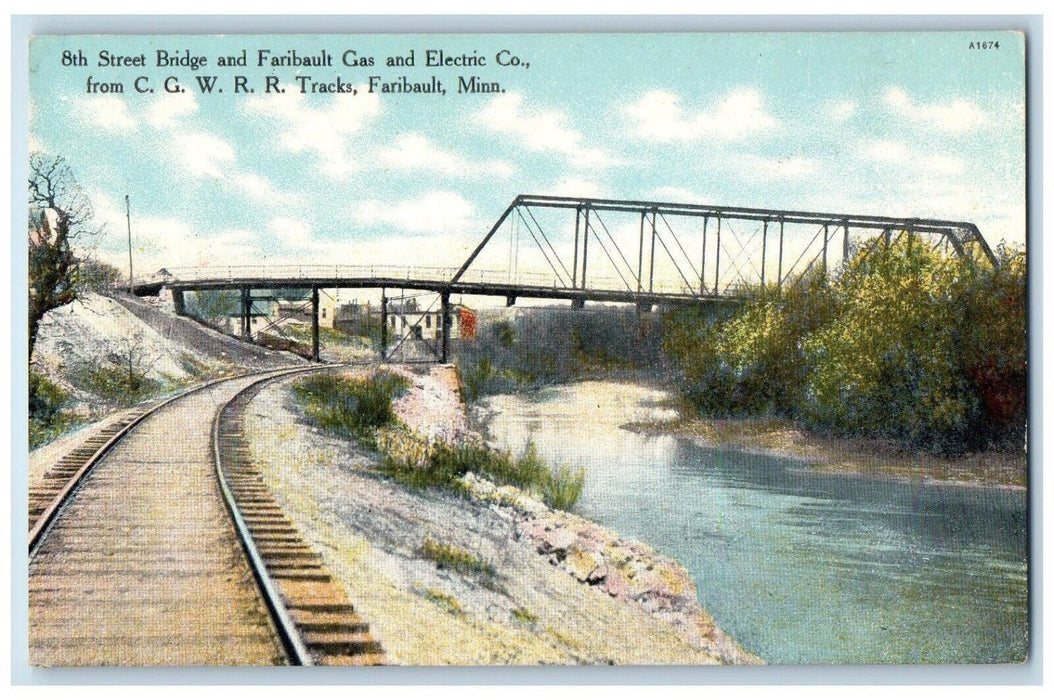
[456,471,756,663]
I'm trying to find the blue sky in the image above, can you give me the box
[28,32,1026,280]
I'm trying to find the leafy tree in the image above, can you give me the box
[190,289,240,321]
[663,234,1026,455]
[28,153,100,357]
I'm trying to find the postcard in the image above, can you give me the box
[25,30,1027,667]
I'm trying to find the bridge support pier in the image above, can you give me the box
[440,292,451,363]
[571,298,585,309]
[172,289,185,316]
[506,295,516,307]
[240,288,250,339]
[636,301,653,313]
[311,287,320,363]
[380,288,388,361]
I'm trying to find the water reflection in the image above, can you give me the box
[479,383,1028,664]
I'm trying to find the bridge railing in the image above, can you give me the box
[146,264,752,298]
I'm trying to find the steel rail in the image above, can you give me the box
[27,367,303,559]
[210,364,338,667]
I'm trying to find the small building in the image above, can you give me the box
[383,301,471,341]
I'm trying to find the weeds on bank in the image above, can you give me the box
[421,538,496,579]
[292,369,585,510]
[378,429,585,510]
[422,587,464,614]
[512,607,538,625]
[292,371,409,446]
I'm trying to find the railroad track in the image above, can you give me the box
[28,366,384,666]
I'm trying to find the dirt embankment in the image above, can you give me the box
[244,365,759,665]
[32,292,305,411]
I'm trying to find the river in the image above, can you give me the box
[475,380,1029,665]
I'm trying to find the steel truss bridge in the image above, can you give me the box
[133,194,997,362]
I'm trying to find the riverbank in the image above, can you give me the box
[625,412,1027,490]
[243,365,758,665]
[473,374,1026,490]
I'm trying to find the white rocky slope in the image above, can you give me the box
[31,291,303,416]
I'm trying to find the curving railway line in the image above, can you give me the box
[28,367,384,666]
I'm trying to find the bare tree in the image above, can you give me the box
[28,153,101,357]
[106,329,162,395]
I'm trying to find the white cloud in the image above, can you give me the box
[883,86,987,133]
[230,172,299,205]
[863,140,910,162]
[245,89,381,178]
[624,88,777,142]
[376,133,514,178]
[147,91,198,130]
[268,216,315,248]
[828,99,857,122]
[89,191,260,272]
[353,191,476,234]
[475,92,619,169]
[172,132,235,178]
[77,95,136,131]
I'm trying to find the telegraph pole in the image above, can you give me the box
[125,195,134,294]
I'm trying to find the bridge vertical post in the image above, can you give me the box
[572,207,581,289]
[649,210,657,293]
[842,220,850,265]
[700,216,708,295]
[822,224,829,277]
[637,211,645,293]
[777,219,784,291]
[440,291,451,363]
[172,289,185,316]
[714,216,721,294]
[380,288,388,361]
[240,287,250,338]
[761,219,768,288]
[581,207,590,289]
[310,287,320,363]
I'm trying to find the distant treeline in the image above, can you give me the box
[662,239,1027,455]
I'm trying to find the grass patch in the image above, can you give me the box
[292,371,409,445]
[378,432,586,511]
[67,364,162,405]
[422,587,463,614]
[512,607,538,625]
[538,464,587,511]
[420,538,496,579]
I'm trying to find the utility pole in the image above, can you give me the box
[125,195,134,294]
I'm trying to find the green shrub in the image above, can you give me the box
[292,371,409,444]
[29,370,77,448]
[29,370,68,422]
